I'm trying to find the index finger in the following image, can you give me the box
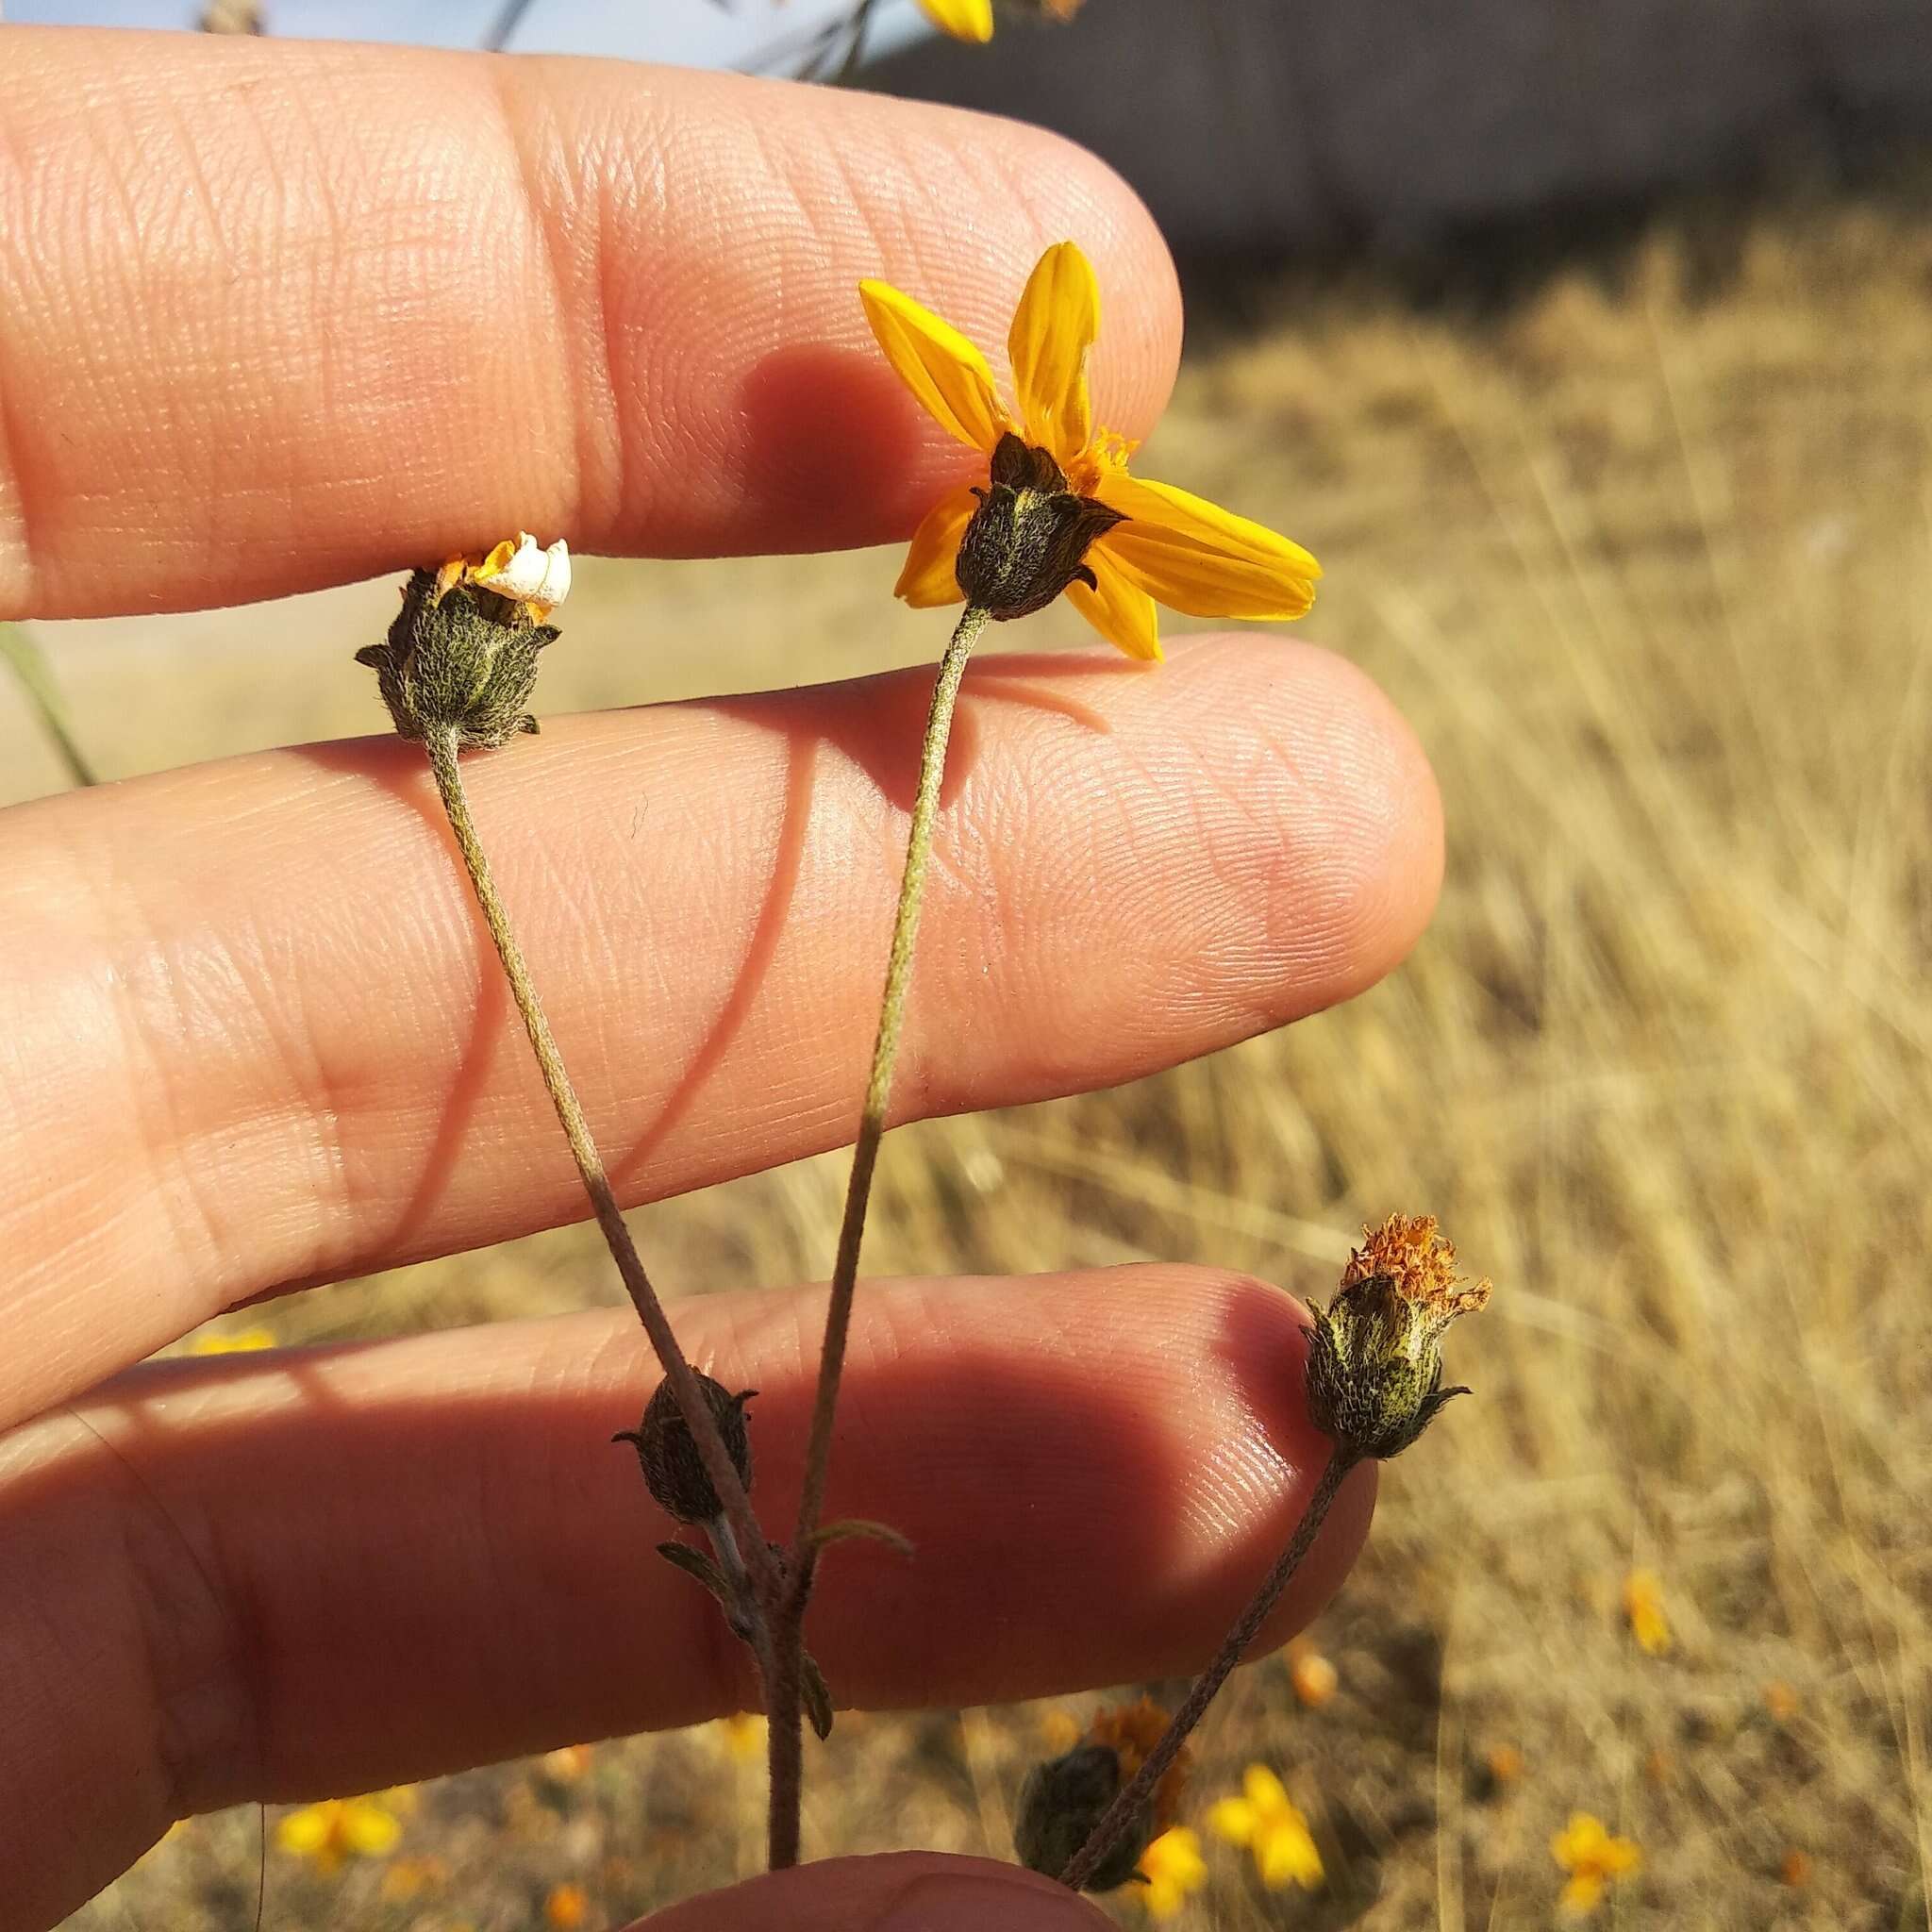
[0,28,1180,619]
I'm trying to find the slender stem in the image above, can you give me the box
[424,728,772,1595]
[792,603,990,1556]
[1,623,98,790]
[763,604,991,1870]
[834,0,879,82]
[1058,1451,1357,1893]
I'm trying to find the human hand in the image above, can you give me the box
[0,27,1440,1929]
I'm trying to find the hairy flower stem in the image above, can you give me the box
[1058,1450,1357,1892]
[764,603,991,1870]
[424,728,773,1595]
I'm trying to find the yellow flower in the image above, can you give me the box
[275,1794,403,1874]
[434,533,572,622]
[543,1881,590,1929]
[1622,1570,1672,1655]
[916,0,993,41]
[860,242,1319,660]
[187,1324,275,1355]
[1552,1813,1641,1915]
[1135,1826,1208,1919]
[1207,1765,1324,1891]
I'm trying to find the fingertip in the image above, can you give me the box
[1163,634,1443,1020]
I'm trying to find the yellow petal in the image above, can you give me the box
[341,1801,401,1857]
[860,279,1006,452]
[1008,242,1098,469]
[916,0,994,40]
[1560,1872,1606,1914]
[1096,473,1320,621]
[1066,549,1160,660]
[1258,1820,1324,1890]
[275,1805,335,1856]
[893,484,978,607]
[1242,1763,1291,1813]
[1206,1797,1257,1845]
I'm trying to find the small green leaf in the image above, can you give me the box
[1,623,98,789]
[808,1518,915,1558]
[655,1541,731,1606]
[799,1650,835,1741]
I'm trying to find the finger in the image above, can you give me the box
[0,636,1441,1425]
[0,28,1179,619]
[635,1855,1110,1931]
[0,1267,1373,1924]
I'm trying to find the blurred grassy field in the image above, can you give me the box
[22,180,1932,1929]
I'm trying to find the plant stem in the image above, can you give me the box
[1057,1450,1357,1892]
[764,602,991,1869]
[1,623,98,789]
[834,0,878,82]
[423,727,772,1595]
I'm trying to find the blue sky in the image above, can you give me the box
[7,0,932,68]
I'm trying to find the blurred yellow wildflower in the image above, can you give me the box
[1135,1827,1208,1919]
[860,242,1318,659]
[1207,1766,1324,1891]
[543,1881,590,1929]
[187,1325,275,1355]
[1087,1695,1191,1828]
[1622,1570,1671,1655]
[713,1713,766,1763]
[1286,1639,1338,1708]
[915,0,992,41]
[1552,1813,1641,1914]
[275,1793,403,1873]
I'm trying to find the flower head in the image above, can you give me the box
[1208,1765,1323,1891]
[186,1324,275,1355]
[860,242,1318,658]
[1305,1213,1491,1460]
[1552,1813,1641,1915]
[357,541,566,750]
[1622,1570,1672,1655]
[613,1371,757,1526]
[1135,1826,1208,1919]
[1014,1697,1188,1892]
[1286,1638,1338,1708]
[275,1794,403,1874]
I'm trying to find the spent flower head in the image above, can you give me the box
[614,1370,757,1526]
[860,242,1318,657]
[1305,1213,1491,1461]
[1015,1697,1191,1891]
[356,536,570,749]
[1622,1569,1672,1655]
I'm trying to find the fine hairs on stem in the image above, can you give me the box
[422,725,773,1597]
[763,602,991,1867]
[1057,1452,1357,1892]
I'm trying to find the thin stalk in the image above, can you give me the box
[834,0,879,82]
[1,623,99,789]
[424,727,772,1595]
[764,602,991,1869]
[1058,1451,1357,1892]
